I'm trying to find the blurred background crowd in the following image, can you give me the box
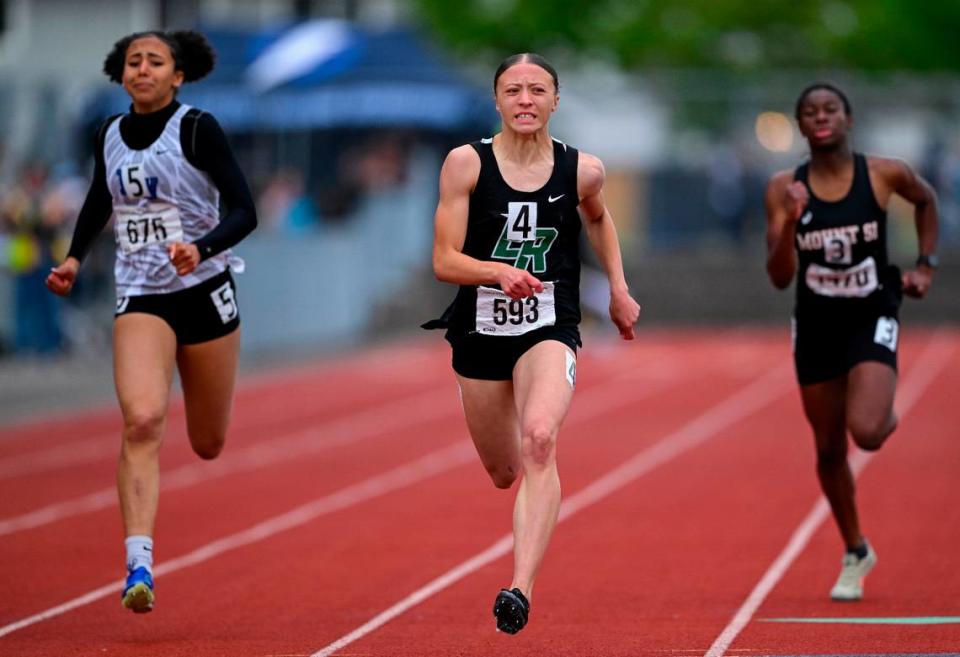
[1,0,958,362]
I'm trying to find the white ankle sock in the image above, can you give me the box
[125,535,154,574]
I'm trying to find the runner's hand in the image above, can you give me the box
[499,266,544,300]
[902,267,933,299]
[169,242,201,276]
[610,289,640,340]
[784,181,809,223]
[46,257,80,297]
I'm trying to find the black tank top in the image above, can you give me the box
[429,137,582,337]
[793,153,899,315]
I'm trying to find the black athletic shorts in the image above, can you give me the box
[448,324,581,381]
[114,270,240,345]
[793,310,899,385]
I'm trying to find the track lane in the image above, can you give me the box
[4,330,955,656]
[721,331,960,655]
[0,333,700,637]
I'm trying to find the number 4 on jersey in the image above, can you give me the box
[505,202,537,241]
[494,201,558,273]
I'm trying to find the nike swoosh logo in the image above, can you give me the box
[548,194,565,203]
[155,149,169,155]
[800,210,813,225]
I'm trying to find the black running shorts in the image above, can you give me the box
[114,270,240,345]
[793,310,899,386]
[448,324,581,381]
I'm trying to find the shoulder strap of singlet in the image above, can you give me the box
[553,138,579,199]
[182,106,205,161]
[469,138,495,165]
[97,113,122,146]
[468,138,497,191]
[852,152,883,212]
[794,161,810,183]
[853,152,869,183]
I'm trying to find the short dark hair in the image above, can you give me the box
[493,53,559,92]
[103,30,216,84]
[795,82,852,120]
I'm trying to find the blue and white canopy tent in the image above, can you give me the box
[86,20,496,133]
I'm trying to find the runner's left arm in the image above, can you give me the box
[187,112,258,261]
[881,158,939,298]
[577,152,640,340]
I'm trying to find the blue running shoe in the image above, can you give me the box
[493,588,529,634]
[121,567,154,613]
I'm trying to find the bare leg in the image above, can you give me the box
[846,361,897,451]
[177,328,241,460]
[509,340,576,600]
[801,377,863,550]
[456,375,522,489]
[114,314,177,537]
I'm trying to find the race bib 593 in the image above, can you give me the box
[475,282,556,336]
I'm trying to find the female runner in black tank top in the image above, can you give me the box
[45,30,257,614]
[765,83,938,602]
[429,53,640,634]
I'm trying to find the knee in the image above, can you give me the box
[521,424,557,469]
[849,419,894,452]
[486,463,519,489]
[122,408,165,446]
[815,440,847,472]
[189,432,226,460]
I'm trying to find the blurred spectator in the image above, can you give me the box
[319,132,411,224]
[1,162,63,354]
[257,167,321,234]
[921,135,960,245]
[706,142,746,240]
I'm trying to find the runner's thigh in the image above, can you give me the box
[114,313,177,421]
[456,374,521,473]
[512,339,576,435]
[176,327,241,442]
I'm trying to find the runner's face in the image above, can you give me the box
[123,36,184,113]
[495,63,558,134]
[797,89,851,150]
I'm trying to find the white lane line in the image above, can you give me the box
[310,364,794,657]
[0,381,454,481]
[0,343,445,478]
[703,333,955,657]
[0,442,474,639]
[0,440,118,480]
[0,352,680,537]
[0,387,456,536]
[0,356,681,638]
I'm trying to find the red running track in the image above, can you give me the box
[0,328,958,657]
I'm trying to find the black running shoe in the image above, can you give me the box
[493,588,530,634]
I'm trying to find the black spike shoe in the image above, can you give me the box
[493,588,530,634]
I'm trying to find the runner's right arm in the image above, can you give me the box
[432,146,542,300]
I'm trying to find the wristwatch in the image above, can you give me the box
[916,253,939,269]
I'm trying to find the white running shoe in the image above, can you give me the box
[830,544,877,601]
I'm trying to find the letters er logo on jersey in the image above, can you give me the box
[492,202,558,273]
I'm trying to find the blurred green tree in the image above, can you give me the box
[412,0,960,72]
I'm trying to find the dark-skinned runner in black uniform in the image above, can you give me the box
[425,53,640,634]
[46,30,257,614]
[765,83,938,601]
